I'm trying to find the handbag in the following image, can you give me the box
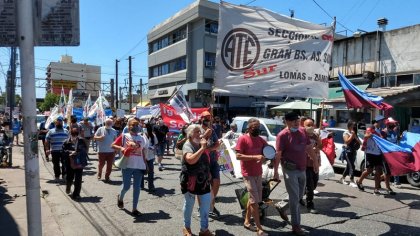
[114,156,128,169]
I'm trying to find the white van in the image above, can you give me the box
[232,117,284,142]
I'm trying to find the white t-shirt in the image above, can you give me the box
[123,133,146,170]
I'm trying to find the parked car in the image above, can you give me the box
[232,117,284,144]
[326,127,420,188]
[36,115,46,130]
[325,127,366,172]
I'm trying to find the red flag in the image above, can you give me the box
[160,103,209,131]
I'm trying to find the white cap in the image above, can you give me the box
[374,115,384,121]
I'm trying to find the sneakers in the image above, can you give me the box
[356,181,365,191]
[373,190,381,196]
[382,189,396,195]
[65,185,71,194]
[292,225,305,235]
[132,209,142,216]
[339,178,348,185]
[349,182,358,188]
[158,164,163,171]
[117,194,124,209]
[299,199,306,206]
[209,207,220,218]
[182,227,193,236]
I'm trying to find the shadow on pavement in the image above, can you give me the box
[82,170,97,176]
[380,222,420,235]
[0,182,19,235]
[154,187,176,197]
[77,196,103,203]
[316,192,357,199]
[129,210,171,223]
[104,180,122,186]
[308,229,356,236]
[216,196,237,204]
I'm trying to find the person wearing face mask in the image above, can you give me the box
[274,112,311,235]
[153,117,169,171]
[62,127,88,200]
[236,118,269,236]
[223,123,240,140]
[180,124,213,236]
[141,123,158,192]
[94,118,118,182]
[45,117,69,182]
[339,121,362,187]
[112,119,147,216]
[302,118,322,214]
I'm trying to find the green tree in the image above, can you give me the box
[40,93,59,111]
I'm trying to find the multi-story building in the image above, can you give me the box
[46,55,101,106]
[147,0,218,109]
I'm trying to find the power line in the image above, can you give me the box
[311,0,353,33]
[357,0,381,29]
[118,35,147,61]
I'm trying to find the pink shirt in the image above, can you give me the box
[276,127,310,171]
[235,134,268,177]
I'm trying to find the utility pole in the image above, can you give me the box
[110,79,114,109]
[8,47,17,166]
[119,86,123,109]
[128,56,133,112]
[18,0,42,235]
[115,59,119,109]
[140,78,143,106]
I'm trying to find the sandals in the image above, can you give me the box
[244,223,257,232]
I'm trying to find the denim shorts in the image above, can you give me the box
[155,143,166,157]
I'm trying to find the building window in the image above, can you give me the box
[414,74,420,85]
[204,52,216,68]
[205,19,218,34]
[149,26,187,54]
[397,74,413,86]
[150,56,187,78]
[204,78,214,84]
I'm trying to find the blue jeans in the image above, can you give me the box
[183,192,211,231]
[120,168,144,210]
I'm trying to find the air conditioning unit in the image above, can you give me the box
[205,61,213,67]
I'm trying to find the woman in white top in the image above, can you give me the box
[112,119,147,216]
[141,123,158,192]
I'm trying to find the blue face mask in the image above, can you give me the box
[290,127,299,132]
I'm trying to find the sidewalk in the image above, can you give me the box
[0,144,97,236]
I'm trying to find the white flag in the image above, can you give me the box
[169,90,193,123]
[215,2,334,99]
[66,89,73,121]
[45,105,59,129]
[83,94,91,118]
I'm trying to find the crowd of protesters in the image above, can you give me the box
[1,109,413,236]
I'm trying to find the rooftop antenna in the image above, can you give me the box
[289,9,294,18]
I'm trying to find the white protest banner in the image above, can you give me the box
[215,2,334,99]
[217,139,235,173]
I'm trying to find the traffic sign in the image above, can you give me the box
[0,0,18,46]
[34,0,80,46]
[0,0,80,47]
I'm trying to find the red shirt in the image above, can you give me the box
[235,134,267,177]
[276,127,310,171]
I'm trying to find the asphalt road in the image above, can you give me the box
[35,146,420,236]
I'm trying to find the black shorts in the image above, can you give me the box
[382,159,391,175]
[365,153,383,169]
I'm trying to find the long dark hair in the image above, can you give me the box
[145,123,155,146]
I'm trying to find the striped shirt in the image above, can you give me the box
[46,128,69,151]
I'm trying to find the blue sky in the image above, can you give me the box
[1,0,419,98]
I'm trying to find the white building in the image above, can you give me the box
[46,55,101,106]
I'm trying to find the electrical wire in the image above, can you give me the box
[357,0,381,30]
[311,0,353,33]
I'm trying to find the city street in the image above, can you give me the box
[1,144,420,236]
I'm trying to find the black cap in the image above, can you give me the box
[284,112,299,121]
